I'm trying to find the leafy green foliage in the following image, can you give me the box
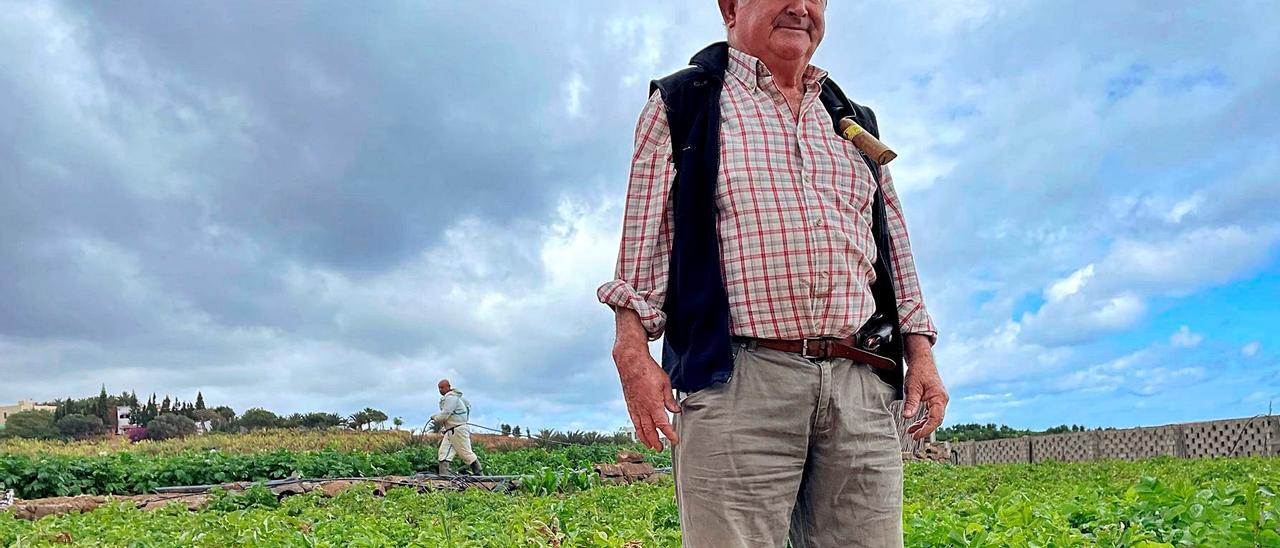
[0,411,59,440]
[0,451,1277,545]
[520,467,600,496]
[237,408,279,430]
[534,429,636,447]
[146,414,197,441]
[54,414,103,439]
[0,440,659,499]
[206,484,280,512]
[0,482,683,546]
[903,457,1280,546]
[6,459,1280,546]
[348,408,388,431]
[936,422,1103,442]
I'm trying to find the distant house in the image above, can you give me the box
[0,400,57,428]
[615,426,637,441]
[107,406,134,435]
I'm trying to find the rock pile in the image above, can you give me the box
[593,451,664,484]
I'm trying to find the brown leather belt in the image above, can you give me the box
[745,337,898,370]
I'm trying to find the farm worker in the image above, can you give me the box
[598,1,950,545]
[431,379,482,475]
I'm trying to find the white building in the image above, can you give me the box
[114,406,133,435]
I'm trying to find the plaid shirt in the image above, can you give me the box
[599,48,937,343]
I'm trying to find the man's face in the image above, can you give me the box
[438,382,449,395]
[723,0,827,62]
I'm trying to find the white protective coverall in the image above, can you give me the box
[431,389,477,465]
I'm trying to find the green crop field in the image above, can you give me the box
[2,433,1279,546]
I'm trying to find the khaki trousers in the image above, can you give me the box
[438,425,478,465]
[673,345,904,548]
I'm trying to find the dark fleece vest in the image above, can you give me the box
[651,42,905,399]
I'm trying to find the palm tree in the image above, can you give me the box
[361,408,388,430]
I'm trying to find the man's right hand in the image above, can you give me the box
[612,308,680,451]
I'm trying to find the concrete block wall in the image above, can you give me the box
[951,415,1279,466]
[1096,426,1180,460]
[973,437,1030,465]
[1031,432,1096,463]
[1181,416,1276,458]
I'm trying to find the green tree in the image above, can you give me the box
[301,412,343,429]
[1,410,60,439]
[96,385,109,423]
[147,413,197,440]
[280,413,304,428]
[191,408,225,429]
[195,392,205,410]
[212,406,236,422]
[512,425,522,437]
[349,408,387,430]
[366,408,388,429]
[140,394,159,425]
[56,413,104,439]
[348,410,369,431]
[239,408,280,430]
[393,417,404,430]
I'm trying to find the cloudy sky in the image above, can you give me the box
[3,1,1277,432]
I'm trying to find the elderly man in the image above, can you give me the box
[598,1,949,546]
[431,379,481,475]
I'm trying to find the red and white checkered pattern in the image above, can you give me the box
[599,48,936,343]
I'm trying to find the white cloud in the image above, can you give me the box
[1243,391,1271,403]
[1169,326,1203,348]
[3,1,1278,433]
[1045,264,1095,303]
[1166,194,1203,224]
[564,72,586,118]
[1106,227,1277,293]
[1017,225,1276,346]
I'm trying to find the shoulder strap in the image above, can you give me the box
[819,78,904,383]
[819,78,879,140]
[818,78,898,295]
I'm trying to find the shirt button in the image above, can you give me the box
[814,219,824,228]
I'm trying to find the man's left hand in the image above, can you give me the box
[902,335,948,440]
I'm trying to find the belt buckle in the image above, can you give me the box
[800,338,826,359]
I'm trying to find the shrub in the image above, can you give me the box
[126,426,148,443]
[0,410,60,440]
[238,408,280,430]
[56,414,104,439]
[147,414,197,441]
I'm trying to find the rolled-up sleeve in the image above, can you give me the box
[596,91,675,340]
[879,165,939,344]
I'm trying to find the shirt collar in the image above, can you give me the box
[726,46,828,91]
